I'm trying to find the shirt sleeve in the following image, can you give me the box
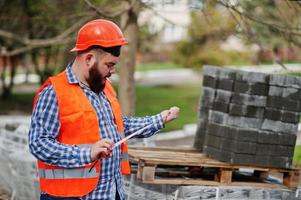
[122,114,164,138]
[28,85,92,168]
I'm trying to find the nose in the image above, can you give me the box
[109,66,116,74]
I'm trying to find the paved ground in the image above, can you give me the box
[6,63,301,91]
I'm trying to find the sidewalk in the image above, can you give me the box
[4,63,301,89]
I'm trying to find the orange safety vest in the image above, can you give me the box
[32,71,131,197]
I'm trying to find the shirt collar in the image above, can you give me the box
[66,62,80,84]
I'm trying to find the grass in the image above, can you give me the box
[136,85,200,132]
[287,71,301,77]
[0,84,201,132]
[135,62,181,71]
[293,145,301,166]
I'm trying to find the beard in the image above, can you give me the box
[86,62,106,94]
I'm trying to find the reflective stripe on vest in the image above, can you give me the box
[39,168,98,179]
[122,152,129,161]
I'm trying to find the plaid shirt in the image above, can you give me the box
[28,64,164,200]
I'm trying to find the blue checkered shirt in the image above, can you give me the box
[28,64,164,200]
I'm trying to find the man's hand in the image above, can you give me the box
[91,139,114,161]
[160,106,180,124]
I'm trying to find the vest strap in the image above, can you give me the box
[39,168,98,179]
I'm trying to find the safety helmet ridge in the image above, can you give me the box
[71,19,128,52]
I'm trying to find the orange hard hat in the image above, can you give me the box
[70,19,128,52]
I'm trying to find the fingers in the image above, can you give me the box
[169,106,180,114]
[100,138,114,147]
[91,138,114,161]
[164,106,180,123]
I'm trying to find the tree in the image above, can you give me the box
[216,0,301,65]
[173,1,237,68]
[0,0,94,98]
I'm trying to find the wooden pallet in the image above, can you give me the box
[128,146,301,189]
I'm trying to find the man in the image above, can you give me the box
[28,19,179,200]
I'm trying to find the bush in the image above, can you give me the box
[173,41,255,68]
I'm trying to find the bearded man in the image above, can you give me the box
[28,19,179,200]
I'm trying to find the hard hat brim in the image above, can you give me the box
[70,40,128,52]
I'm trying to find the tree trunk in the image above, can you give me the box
[118,1,141,116]
[0,55,17,100]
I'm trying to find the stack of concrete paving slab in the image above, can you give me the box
[195,66,301,169]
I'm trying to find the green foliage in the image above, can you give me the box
[173,41,254,68]
[138,23,160,53]
[293,145,301,167]
[172,3,254,68]
[238,1,301,48]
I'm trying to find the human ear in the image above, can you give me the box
[85,53,96,68]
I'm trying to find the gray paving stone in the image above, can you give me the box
[227,116,263,129]
[266,96,301,112]
[282,87,301,100]
[217,68,237,80]
[212,101,229,113]
[254,155,270,167]
[264,108,281,121]
[203,65,220,78]
[274,145,295,157]
[219,151,232,162]
[203,146,222,160]
[269,156,292,169]
[203,76,217,88]
[209,110,228,125]
[243,117,263,129]
[267,96,301,112]
[207,134,221,148]
[194,120,208,150]
[257,131,279,144]
[251,83,269,96]
[278,133,297,146]
[281,110,300,123]
[232,141,257,154]
[230,153,255,165]
[200,99,213,112]
[220,138,234,151]
[202,87,216,102]
[229,104,264,118]
[256,144,276,155]
[232,93,267,107]
[269,74,286,87]
[268,86,283,97]
[207,122,223,137]
[236,70,269,84]
[261,119,298,134]
[199,104,210,117]
[227,116,245,128]
[270,74,301,89]
[234,81,268,96]
[283,99,301,112]
[215,89,232,103]
[266,96,284,110]
[217,79,234,91]
[234,81,250,94]
[235,128,258,142]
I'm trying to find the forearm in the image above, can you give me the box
[29,125,92,168]
[122,113,164,138]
